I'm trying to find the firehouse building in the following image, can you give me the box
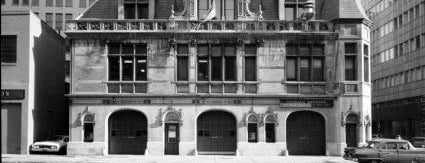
[65,0,372,156]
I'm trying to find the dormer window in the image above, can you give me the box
[124,0,148,19]
[285,0,315,20]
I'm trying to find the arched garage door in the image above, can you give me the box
[287,111,325,155]
[197,110,236,155]
[109,110,147,154]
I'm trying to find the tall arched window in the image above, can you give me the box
[247,115,258,143]
[83,114,95,142]
[198,0,235,20]
[264,115,277,143]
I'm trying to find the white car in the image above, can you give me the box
[29,135,69,155]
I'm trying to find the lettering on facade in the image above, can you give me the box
[102,98,151,104]
[279,99,333,108]
[1,89,25,100]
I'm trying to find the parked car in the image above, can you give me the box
[29,135,69,155]
[411,137,425,148]
[343,138,425,163]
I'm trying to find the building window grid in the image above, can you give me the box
[124,0,149,19]
[55,13,63,31]
[56,0,62,7]
[46,0,53,6]
[176,44,190,93]
[107,43,148,94]
[1,35,17,64]
[79,0,86,7]
[22,0,29,5]
[196,44,238,94]
[286,44,326,94]
[32,0,39,6]
[65,0,72,7]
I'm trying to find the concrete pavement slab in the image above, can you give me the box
[2,154,357,163]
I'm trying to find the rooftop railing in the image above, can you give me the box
[65,19,334,33]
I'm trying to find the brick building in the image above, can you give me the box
[65,0,372,156]
[361,0,425,139]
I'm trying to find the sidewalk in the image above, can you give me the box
[2,154,356,163]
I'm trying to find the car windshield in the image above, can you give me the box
[366,142,383,149]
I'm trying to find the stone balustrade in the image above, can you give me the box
[65,19,334,33]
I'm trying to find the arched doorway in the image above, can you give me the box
[197,110,237,155]
[108,110,147,154]
[345,114,359,147]
[287,111,325,155]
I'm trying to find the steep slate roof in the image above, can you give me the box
[78,0,118,19]
[320,0,370,22]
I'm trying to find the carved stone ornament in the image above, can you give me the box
[241,107,261,127]
[161,106,182,126]
[341,111,360,127]
[262,107,278,126]
[171,0,189,19]
[364,115,371,127]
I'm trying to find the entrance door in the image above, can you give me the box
[197,111,236,155]
[109,110,147,154]
[287,111,325,155]
[1,103,22,154]
[346,123,357,147]
[164,123,179,155]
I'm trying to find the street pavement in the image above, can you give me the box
[2,154,357,163]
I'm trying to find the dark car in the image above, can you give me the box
[29,135,69,155]
[344,138,425,163]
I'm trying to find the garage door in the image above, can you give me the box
[197,110,236,155]
[109,110,147,154]
[287,111,325,155]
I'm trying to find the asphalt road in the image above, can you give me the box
[2,154,357,163]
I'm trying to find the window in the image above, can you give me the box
[65,13,73,21]
[409,8,414,21]
[55,13,63,31]
[46,13,53,28]
[393,17,398,29]
[124,0,148,19]
[12,0,18,5]
[65,0,72,7]
[284,0,314,20]
[32,0,39,6]
[46,0,53,6]
[22,0,29,5]
[83,114,94,142]
[171,0,185,13]
[1,35,17,63]
[247,115,258,143]
[398,15,403,27]
[416,5,420,19]
[198,0,234,20]
[1,0,5,5]
[88,0,95,5]
[265,115,276,143]
[56,0,62,6]
[345,56,356,81]
[176,44,189,93]
[345,42,357,54]
[107,43,148,93]
[196,44,237,93]
[364,44,370,82]
[416,36,421,50]
[244,45,257,93]
[78,0,85,7]
[286,44,325,81]
[285,6,295,20]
